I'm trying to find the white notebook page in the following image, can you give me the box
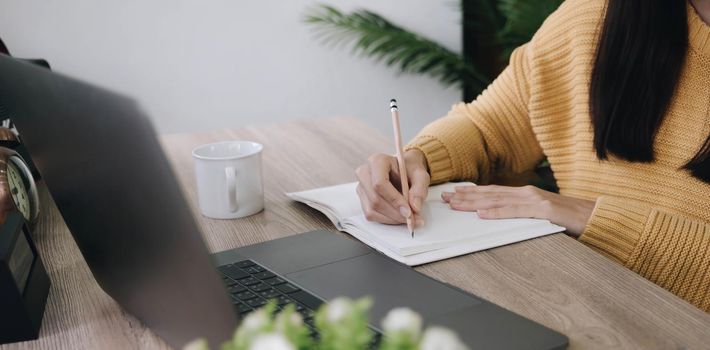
[288,182,565,258]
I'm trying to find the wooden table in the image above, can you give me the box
[5,118,709,349]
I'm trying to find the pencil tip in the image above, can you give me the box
[411,231,414,238]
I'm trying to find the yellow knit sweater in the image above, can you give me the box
[406,0,710,311]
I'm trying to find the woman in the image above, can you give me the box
[356,0,710,311]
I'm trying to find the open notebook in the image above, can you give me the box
[287,182,565,266]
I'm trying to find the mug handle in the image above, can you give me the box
[225,167,238,213]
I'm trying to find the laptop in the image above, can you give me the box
[0,55,568,349]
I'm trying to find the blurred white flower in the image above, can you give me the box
[420,327,469,350]
[288,312,304,326]
[241,309,269,332]
[275,311,304,332]
[182,338,208,350]
[249,333,295,350]
[326,297,352,322]
[382,307,422,336]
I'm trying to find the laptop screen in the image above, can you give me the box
[0,55,238,348]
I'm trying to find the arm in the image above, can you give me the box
[355,39,545,226]
[406,42,543,185]
[580,197,710,311]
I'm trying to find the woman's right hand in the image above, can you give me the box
[355,149,430,226]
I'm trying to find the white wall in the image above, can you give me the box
[0,0,461,140]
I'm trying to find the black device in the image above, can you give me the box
[0,131,47,345]
[0,55,568,349]
[0,212,50,344]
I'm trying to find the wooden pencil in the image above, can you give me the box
[389,99,414,238]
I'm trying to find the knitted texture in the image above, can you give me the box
[406,0,710,311]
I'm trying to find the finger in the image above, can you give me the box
[451,187,534,203]
[448,193,508,211]
[357,165,406,222]
[404,149,429,212]
[412,213,425,228]
[450,191,535,203]
[441,191,453,202]
[454,184,521,193]
[356,185,401,224]
[408,168,429,212]
[448,193,528,211]
[477,204,542,219]
[370,156,412,218]
[448,197,502,211]
[443,191,511,203]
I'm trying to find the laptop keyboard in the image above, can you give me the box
[218,259,323,328]
[218,259,382,345]
[217,260,381,349]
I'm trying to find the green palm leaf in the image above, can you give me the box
[304,1,561,98]
[304,5,490,92]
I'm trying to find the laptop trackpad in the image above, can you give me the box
[286,253,480,324]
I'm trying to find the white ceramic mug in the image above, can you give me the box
[192,141,264,219]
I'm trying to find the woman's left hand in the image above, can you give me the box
[442,185,596,237]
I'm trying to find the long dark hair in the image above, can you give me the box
[590,0,710,182]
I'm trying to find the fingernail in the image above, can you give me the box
[441,192,452,203]
[450,199,461,204]
[399,206,412,218]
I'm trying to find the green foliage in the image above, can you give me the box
[186,297,468,350]
[273,304,313,350]
[304,5,489,92]
[378,308,423,350]
[379,333,419,350]
[218,301,312,350]
[313,297,374,350]
[304,0,563,97]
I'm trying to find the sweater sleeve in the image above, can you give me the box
[580,197,710,311]
[405,42,544,184]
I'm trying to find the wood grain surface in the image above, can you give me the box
[4,118,709,350]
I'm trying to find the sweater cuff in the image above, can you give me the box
[405,136,453,184]
[579,196,652,265]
